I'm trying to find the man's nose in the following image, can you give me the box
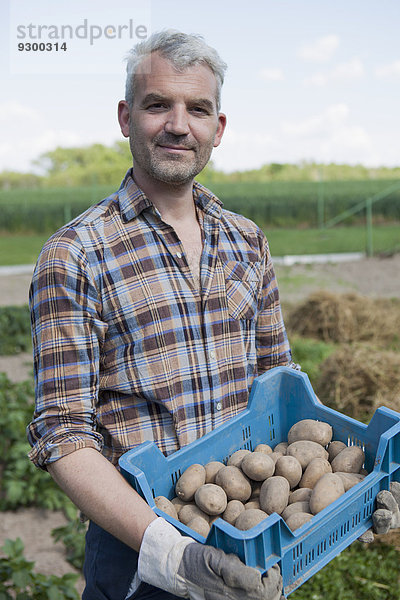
[164,105,190,135]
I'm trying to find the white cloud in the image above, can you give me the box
[282,104,349,137]
[212,104,380,172]
[259,67,284,81]
[212,127,277,171]
[0,101,122,173]
[304,57,365,86]
[375,60,400,78]
[0,102,41,122]
[0,102,84,172]
[297,34,340,63]
[282,104,378,165]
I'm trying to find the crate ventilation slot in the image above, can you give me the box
[268,413,276,442]
[292,544,303,576]
[363,488,374,519]
[171,469,181,486]
[347,436,365,451]
[293,514,364,577]
[242,425,251,441]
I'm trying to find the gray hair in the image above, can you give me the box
[125,29,227,111]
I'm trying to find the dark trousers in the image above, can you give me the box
[82,520,181,600]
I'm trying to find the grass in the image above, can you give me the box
[0,233,48,266]
[1,224,399,266]
[265,223,400,256]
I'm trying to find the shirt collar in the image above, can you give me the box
[118,168,223,223]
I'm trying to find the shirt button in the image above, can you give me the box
[209,350,216,360]
[176,252,183,259]
[216,402,222,411]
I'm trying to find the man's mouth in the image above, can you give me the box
[158,144,193,153]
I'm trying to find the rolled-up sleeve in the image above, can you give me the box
[27,229,107,468]
[256,235,292,372]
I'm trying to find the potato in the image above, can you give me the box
[269,451,284,465]
[245,499,261,510]
[187,516,210,537]
[274,442,288,455]
[287,440,329,470]
[289,488,312,504]
[215,466,252,502]
[241,452,275,481]
[194,484,227,516]
[179,503,210,525]
[309,473,345,514]
[254,443,273,454]
[299,458,332,489]
[227,449,251,468]
[331,446,365,474]
[154,496,178,520]
[285,512,313,531]
[327,440,347,462]
[171,496,186,516]
[235,508,268,531]
[274,455,302,489]
[175,464,206,501]
[222,500,245,525]
[288,419,333,447]
[204,461,225,483]
[335,472,365,491]
[260,476,290,515]
[282,501,310,522]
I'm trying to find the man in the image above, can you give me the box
[27,30,398,600]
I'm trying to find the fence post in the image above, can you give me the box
[366,197,373,257]
[318,168,325,228]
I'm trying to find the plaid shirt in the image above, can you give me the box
[27,170,291,468]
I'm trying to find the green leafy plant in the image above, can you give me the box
[291,541,400,600]
[0,305,32,355]
[51,519,87,571]
[0,538,79,599]
[0,374,69,511]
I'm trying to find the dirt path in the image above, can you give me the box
[274,253,400,303]
[1,255,400,310]
[0,508,85,595]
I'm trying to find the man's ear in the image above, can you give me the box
[213,112,227,148]
[118,100,130,138]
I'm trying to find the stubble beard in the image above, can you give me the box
[129,129,214,185]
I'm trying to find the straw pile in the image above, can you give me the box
[314,344,400,421]
[286,290,400,347]
[286,291,400,422]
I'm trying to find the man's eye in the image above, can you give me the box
[147,103,167,110]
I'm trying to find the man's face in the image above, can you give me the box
[119,52,226,186]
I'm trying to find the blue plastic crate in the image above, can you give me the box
[119,366,400,596]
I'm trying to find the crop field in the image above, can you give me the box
[1,179,400,234]
[0,178,399,266]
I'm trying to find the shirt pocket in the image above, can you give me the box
[223,260,262,320]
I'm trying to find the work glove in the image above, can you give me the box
[138,516,283,600]
[358,481,400,542]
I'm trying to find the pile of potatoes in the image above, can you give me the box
[154,419,368,536]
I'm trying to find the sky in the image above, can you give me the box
[1,0,400,175]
